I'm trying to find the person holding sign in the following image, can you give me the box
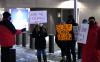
[82,17,100,62]
[77,19,88,61]
[0,11,26,62]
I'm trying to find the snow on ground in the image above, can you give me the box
[13,45,61,62]
[0,42,81,62]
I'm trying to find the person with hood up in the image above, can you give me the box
[32,24,48,62]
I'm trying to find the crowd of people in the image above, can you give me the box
[0,11,100,62]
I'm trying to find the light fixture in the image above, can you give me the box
[57,0,82,8]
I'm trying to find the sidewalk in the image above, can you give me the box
[14,45,61,62]
[0,45,81,62]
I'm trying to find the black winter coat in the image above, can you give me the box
[32,27,47,49]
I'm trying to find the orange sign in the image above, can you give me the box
[56,24,72,41]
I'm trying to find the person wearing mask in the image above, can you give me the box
[82,16,100,62]
[0,11,26,62]
[32,24,47,62]
[77,19,88,62]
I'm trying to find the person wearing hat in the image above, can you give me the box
[82,16,100,62]
[0,11,26,62]
[65,15,78,62]
[55,15,78,62]
[77,19,88,61]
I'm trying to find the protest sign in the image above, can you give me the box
[77,24,89,44]
[56,24,72,41]
[29,11,47,24]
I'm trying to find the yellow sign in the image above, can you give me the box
[56,24,72,41]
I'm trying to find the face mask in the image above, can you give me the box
[8,16,11,21]
[89,21,95,25]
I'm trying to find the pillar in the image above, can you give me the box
[74,0,78,23]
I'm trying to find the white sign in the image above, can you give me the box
[73,26,78,40]
[29,11,47,24]
[77,24,89,44]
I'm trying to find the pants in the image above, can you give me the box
[71,41,76,62]
[61,46,72,62]
[78,43,82,59]
[37,49,47,62]
[60,41,76,62]
[1,46,12,62]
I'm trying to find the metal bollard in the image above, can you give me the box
[49,34,54,53]
[29,33,35,49]
[16,34,22,45]
[22,32,27,47]
[30,38,35,49]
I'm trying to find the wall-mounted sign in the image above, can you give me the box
[29,11,47,24]
[56,24,72,41]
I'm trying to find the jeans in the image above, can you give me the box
[37,49,47,62]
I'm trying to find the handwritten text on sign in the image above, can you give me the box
[77,24,89,44]
[56,24,72,41]
[29,11,47,24]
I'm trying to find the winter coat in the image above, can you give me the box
[82,22,100,62]
[0,20,21,47]
[32,26,47,49]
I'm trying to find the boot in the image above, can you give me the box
[72,52,76,62]
[43,55,47,62]
[73,57,76,62]
[60,56,66,62]
[66,56,72,62]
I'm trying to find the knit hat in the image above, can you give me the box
[3,11,11,18]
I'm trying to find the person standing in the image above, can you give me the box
[82,16,100,62]
[55,22,67,62]
[65,15,78,62]
[78,19,88,61]
[32,24,48,62]
[0,11,25,62]
[55,15,77,62]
